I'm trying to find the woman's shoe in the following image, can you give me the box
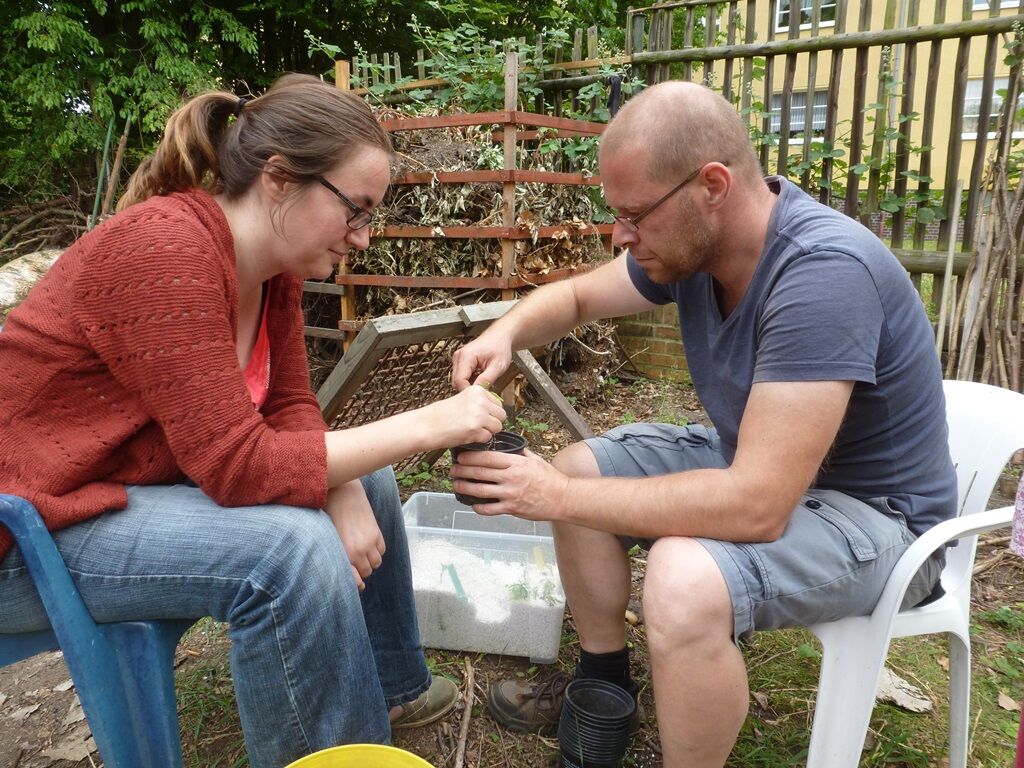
[390,676,459,729]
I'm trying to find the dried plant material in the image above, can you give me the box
[998,691,1021,711]
[62,698,85,727]
[9,703,40,723]
[876,668,932,713]
[352,108,608,320]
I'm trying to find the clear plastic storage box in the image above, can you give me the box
[402,492,565,663]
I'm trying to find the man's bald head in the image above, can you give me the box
[600,81,762,186]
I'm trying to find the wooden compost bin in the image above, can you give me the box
[331,55,612,348]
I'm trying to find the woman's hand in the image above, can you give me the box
[421,383,507,449]
[326,480,385,591]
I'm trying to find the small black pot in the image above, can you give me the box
[558,679,635,768]
[449,431,527,505]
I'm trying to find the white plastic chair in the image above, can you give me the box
[805,380,1024,767]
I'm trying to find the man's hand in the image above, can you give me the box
[326,480,385,591]
[451,331,514,392]
[450,448,570,521]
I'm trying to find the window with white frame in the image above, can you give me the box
[770,91,829,136]
[962,77,1023,138]
[971,1,1020,10]
[775,0,837,31]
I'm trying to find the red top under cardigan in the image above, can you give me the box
[0,190,329,560]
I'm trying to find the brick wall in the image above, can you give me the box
[615,304,689,383]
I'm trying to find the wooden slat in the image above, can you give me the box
[391,170,602,186]
[571,28,584,114]
[820,0,848,204]
[374,224,613,239]
[630,15,1020,62]
[864,0,899,224]
[704,3,718,86]
[303,326,347,340]
[333,267,591,290]
[913,0,947,250]
[630,12,647,83]
[303,281,346,296]
[777,0,801,177]
[843,1,873,218]
[963,15,1001,249]
[760,0,777,172]
[380,111,606,134]
[683,5,696,80]
[740,0,757,117]
[512,350,595,440]
[502,50,518,301]
[890,37,918,247]
[800,0,823,190]
[722,1,739,102]
[938,36,971,251]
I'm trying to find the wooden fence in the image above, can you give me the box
[312,2,1023,378]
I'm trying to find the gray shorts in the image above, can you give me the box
[584,423,944,641]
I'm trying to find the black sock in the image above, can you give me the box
[576,647,638,699]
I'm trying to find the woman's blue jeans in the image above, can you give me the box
[0,467,430,768]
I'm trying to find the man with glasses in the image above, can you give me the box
[449,81,954,767]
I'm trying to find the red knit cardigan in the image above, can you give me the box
[0,190,329,560]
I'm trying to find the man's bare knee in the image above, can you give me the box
[643,538,734,648]
[551,441,600,478]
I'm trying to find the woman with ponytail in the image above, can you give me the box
[0,74,505,766]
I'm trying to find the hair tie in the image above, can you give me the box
[233,97,250,117]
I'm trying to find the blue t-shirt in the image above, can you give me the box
[626,177,957,536]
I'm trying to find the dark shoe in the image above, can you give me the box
[391,676,459,729]
[486,671,572,735]
[487,672,646,736]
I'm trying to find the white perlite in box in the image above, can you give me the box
[403,492,566,663]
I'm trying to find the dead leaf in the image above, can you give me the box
[998,691,1021,711]
[751,691,770,709]
[9,703,40,722]
[52,679,74,693]
[937,656,949,671]
[0,692,7,708]
[63,698,85,727]
[40,721,96,763]
[624,609,639,625]
[876,668,932,713]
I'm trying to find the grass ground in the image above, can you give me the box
[2,374,1022,767]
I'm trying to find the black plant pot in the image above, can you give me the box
[449,431,527,505]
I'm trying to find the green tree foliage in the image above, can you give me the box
[0,0,620,204]
[1,0,258,198]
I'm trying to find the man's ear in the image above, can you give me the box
[260,155,292,203]
[701,162,732,209]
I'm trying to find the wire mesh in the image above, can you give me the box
[326,334,470,474]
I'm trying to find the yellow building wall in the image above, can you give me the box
[712,1,1024,190]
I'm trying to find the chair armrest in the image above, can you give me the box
[871,506,1013,624]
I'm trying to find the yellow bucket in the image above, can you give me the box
[285,744,434,768]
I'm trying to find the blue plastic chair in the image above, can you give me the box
[0,494,195,767]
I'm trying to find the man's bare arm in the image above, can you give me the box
[454,380,855,541]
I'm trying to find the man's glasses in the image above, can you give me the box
[314,176,375,230]
[613,161,727,233]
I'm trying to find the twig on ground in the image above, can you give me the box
[454,657,476,768]
[974,549,1012,576]
[979,534,1012,548]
